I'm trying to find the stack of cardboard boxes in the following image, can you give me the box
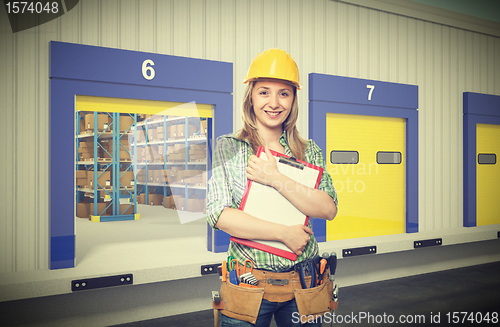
[78,142,101,161]
[167,144,186,162]
[100,139,131,160]
[119,115,209,215]
[80,113,110,132]
[76,169,136,219]
[189,143,206,161]
[79,112,134,133]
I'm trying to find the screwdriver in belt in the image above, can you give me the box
[328,252,338,303]
[328,252,337,281]
[317,258,328,286]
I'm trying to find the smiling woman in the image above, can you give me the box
[207,49,338,327]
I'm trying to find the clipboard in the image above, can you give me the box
[230,146,323,261]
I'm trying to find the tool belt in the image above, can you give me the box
[213,266,335,324]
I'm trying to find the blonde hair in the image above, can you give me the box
[236,80,308,161]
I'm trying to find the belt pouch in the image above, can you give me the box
[217,278,265,324]
[293,276,334,319]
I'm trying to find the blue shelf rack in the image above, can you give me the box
[76,112,139,222]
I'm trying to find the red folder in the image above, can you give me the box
[230,146,323,261]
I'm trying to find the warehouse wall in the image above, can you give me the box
[1,0,499,274]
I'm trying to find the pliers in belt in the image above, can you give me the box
[295,260,316,289]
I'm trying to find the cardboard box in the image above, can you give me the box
[88,170,111,189]
[187,198,205,212]
[172,195,185,210]
[119,204,135,215]
[148,129,157,141]
[84,113,109,131]
[101,139,130,151]
[187,123,200,136]
[144,145,158,161]
[189,146,206,161]
[181,170,202,183]
[146,169,153,182]
[154,170,168,183]
[120,115,135,133]
[164,195,173,209]
[76,170,87,186]
[172,124,181,138]
[137,193,146,204]
[136,170,146,183]
[200,120,208,134]
[177,124,185,137]
[136,127,146,142]
[119,150,131,160]
[134,149,144,162]
[189,148,206,154]
[90,202,110,216]
[183,174,203,184]
[77,203,90,218]
[156,126,165,140]
[120,170,134,187]
[189,153,206,161]
[166,169,180,183]
[78,147,101,160]
[168,153,185,161]
[190,143,207,150]
[79,141,95,148]
[149,194,163,206]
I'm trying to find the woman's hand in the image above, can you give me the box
[280,224,314,256]
[246,145,281,187]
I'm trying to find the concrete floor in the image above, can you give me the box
[113,261,500,327]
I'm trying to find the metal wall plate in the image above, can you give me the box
[201,263,220,275]
[72,274,133,292]
[414,238,442,248]
[342,246,377,257]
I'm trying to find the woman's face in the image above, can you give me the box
[251,80,295,133]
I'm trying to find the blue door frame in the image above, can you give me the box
[49,41,233,269]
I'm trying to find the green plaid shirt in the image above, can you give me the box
[207,131,338,271]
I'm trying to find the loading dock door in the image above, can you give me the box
[326,113,405,241]
[476,123,500,226]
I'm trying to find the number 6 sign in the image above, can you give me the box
[142,59,155,80]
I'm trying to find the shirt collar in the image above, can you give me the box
[227,130,290,155]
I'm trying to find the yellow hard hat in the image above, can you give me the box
[243,49,301,89]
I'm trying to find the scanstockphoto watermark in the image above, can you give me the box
[292,311,499,325]
[292,311,426,325]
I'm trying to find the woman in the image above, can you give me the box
[207,49,338,327]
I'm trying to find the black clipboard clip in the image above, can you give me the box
[278,157,304,170]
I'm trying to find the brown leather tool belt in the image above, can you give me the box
[213,266,335,324]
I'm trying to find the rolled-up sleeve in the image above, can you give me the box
[307,141,338,207]
[206,137,235,229]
